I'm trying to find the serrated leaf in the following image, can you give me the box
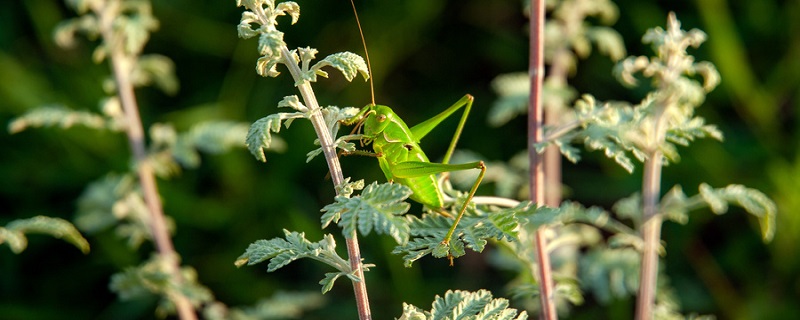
[236,230,351,280]
[695,183,776,242]
[275,2,300,25]
[401,290,527,320]
[278,95,307,112]
[8,105,109,133]
[110,255,214,310]
[395,203,525,266]
[320,182,411,244]
[4,216,90,254]
[319,272,343,294]
[246,112,304,162]
[309,52,369,82]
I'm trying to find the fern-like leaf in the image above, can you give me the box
[246,112,304,162]
[394,204,524,267]
[320,182,412,245]
[110,255,214,316]
[309,51,369,82]
[696,183,776,242]
[399,289,527,320]
[8,105,109,133]
[0,216,90,254]
[235,230,359,293]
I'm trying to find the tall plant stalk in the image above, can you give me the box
[94,1,196,319]
[635,98,670,320]
[277,46,372,320]
[529,0,557,318]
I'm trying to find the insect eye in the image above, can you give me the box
[377,115,387,122]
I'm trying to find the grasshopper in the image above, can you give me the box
[343,1,487,264]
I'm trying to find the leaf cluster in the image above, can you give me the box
[235,229,369,294]
[395,202,525,267]
[398,289,527,320]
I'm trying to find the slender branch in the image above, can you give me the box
[96,1,196,319]
[278,46,372,320]
[529,0,558,319]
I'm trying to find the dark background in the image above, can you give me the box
[1,0,798,319]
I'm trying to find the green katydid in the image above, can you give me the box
[342,1,487,264]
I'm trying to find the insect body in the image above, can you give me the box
[345,0,487,264]
[343,95,487,259]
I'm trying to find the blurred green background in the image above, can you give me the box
[1,0,798,319]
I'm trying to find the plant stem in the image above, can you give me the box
[96,1,196,319]
[529,0,557,319]
[636,152,663,320]
[279,46,372,320]
[635,103,669,320]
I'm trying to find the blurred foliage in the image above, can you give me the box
[1,0,797,319]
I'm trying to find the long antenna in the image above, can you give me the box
[350,0,375,106]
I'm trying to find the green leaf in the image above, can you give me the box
[2,216,90,254]
[320,182,412,245]
[309,52,369,82]
[236,230,350,276]
[580,247,640,304]
[132,54,179,95]
[398,290,527,320]
[696,183,777,242]
[246,112,304,162]
[111,255,214,317]
[319,272,344,294]
[53,16,99,48]
[394,203,525,266]
[74,173,168,248]
[8,105,109,133]
[276,2,301,25]
[526,201,634,235]
[185,121,257,154]
[488,72,529,126]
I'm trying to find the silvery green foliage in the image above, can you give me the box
[203,292,325,320]
[448,150,528,200]
[149,121,260,177]
[579,247,640,303]
[540,13,723,173]
[237,0,368,163]
[235,0,367,80]
[0,216,90,254]
[9,97,127,134]
[321,182,413,245]
[235,230,371,294]
[397,290,528,320]
[8,105,110,133]
[110,255,214,318]
[305,106,361,163]
[74,173,171,248]
[394,202,526,267]
[55,0,177,95]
